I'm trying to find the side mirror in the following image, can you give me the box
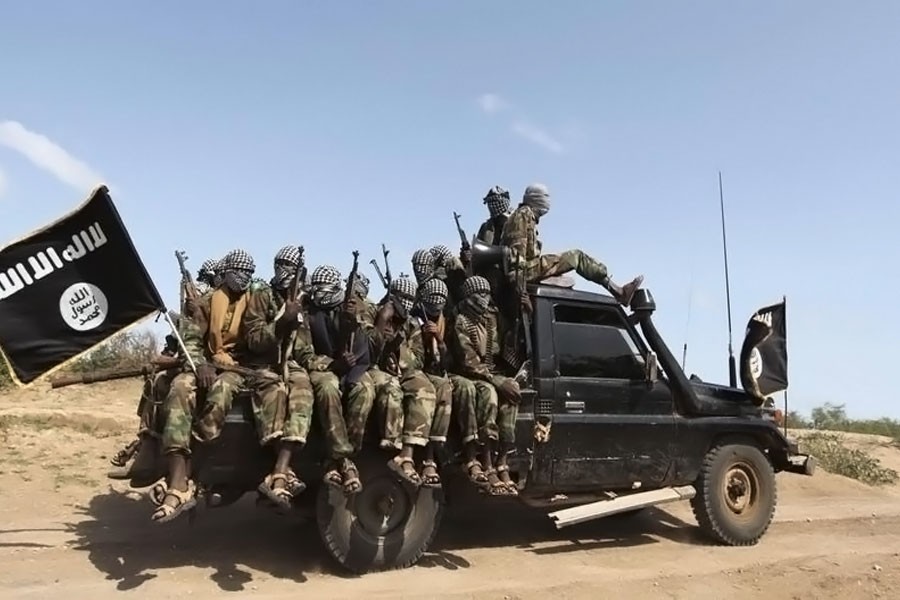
[645,351,658,383]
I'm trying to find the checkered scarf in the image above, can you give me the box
[389,275,417,313]
[418,277,448,314]
[411,248,436,284]
[310,265,344,308]
[274,245,301,266]
[429,245,453,268]
[483,185,511,218]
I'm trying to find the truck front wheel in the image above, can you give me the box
[690,443,777,546]
[316,456,444,574]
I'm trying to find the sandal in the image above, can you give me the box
[323,465,344,489]
[110,439,141,467]
[258,473,295,509]
[465,459,489,488]
[388,455,422,488]
[482,469,515,497]
[341,458,362,495]
[150,480,197,523]
[496,465,519,496]
[149,477,168,506]
[420,460,441,489]
[285,469,307,496]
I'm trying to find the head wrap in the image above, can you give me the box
[347,272,370,299]
[522,183,551,217]
[483,185,511,218]
[460,275,492,318]
[220,249,255,292]
[197,258,219,282]
[429,245,454,268]
[389,275,418,314]
[418,278,448,317]
[309,265,344,308]
[271,245,301,290]
[411,249,436,284]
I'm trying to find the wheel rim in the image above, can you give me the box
[353,476,413,537]
[722,461,760,518]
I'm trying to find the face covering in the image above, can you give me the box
[196,281,211,295]
[463,292,491,317]
[311,284,344,309]
[272,264,295,290]
[224,270,252,293]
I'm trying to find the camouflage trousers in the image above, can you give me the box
[370,368,403,449]
[448,375,517,446]
[448,375,481,444]
[285,364,314,444]
[308,370,375,459]
[426,373,452,443]
[526,249,608,286]
[137,368,178,439]
[492,375,519,448]
[160,372,203,455]
[207,369,288,447]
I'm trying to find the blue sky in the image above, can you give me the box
[1,2,898,417]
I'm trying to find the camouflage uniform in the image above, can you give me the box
[429,245,467,308]
[406,311,453,444]
[367,276,435,449]
[294,265,375,458]
[501,183,642,303]
[447,276,519,448]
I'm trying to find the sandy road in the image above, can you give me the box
[2,380,900,599]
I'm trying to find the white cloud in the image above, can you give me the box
[476,93,571,154]
[0,120,106,194]
[477,93,509,114]
[510,120,565,154]
[0,166,7,198]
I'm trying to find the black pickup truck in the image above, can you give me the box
[112,280,814,575]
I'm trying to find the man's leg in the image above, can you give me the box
[309,370,359,494]
[151,372,200,523]
[388,371,436,487]
[449,374,488,488]
[250,369,294,508]
[274,366,315,496]
[422,373,452,487]
[128,369,178,476]
[495,375,520,496]
[370,367,403,450]
[473,380,511,496]
[343,372,376,454]
[535,250,643,305]
[195,371,242,443]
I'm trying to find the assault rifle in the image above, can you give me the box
[175,250,199,318]
[280,245,306,381]
[369,243,392,291]
[49,355,280,389]
[339,251,361,353]
[453,212,474,276]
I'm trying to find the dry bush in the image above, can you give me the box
[801,431,899,486]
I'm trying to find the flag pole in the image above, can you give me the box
[161,310,198,374]
[719,171,737,387]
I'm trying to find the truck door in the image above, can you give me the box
[539,300,677,492]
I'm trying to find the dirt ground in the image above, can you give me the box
[2,379,900,599]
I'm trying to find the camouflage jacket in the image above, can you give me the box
[476,215,508,246]
[447,307,505,386]
[292,303,370,380]
[365,301,419,377]
[407,313,450,376]
[242,282,308,368]
[501,204,542,269]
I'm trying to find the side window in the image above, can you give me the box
[552,303,645,380]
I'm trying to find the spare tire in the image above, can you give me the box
[316,456,444,574]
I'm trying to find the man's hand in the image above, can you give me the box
[278,300,301,329]
[197,364,217,389]
[212,352,235,367]
[422,321,443,344]
[184,297,198,318]
[520,292,533,316]
[460,248,472,266]
[330,351,357,376]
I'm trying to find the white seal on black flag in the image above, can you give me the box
[749,347,763,380]
[59,282,109,331]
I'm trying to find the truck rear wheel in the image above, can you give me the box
[316,457,444,574]
[690,442,776,546]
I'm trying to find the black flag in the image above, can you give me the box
[739,299,788,403]
[0,186,164,385]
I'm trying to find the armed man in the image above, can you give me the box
[476,185,512,246]
[347,271,377,324]
[292,263,374,495]
[240,245,313,507]
[447,275,521,496]
[368,276,437,487]
[110,255,223,476]
[408,278,455,487]
[501,183,643,306]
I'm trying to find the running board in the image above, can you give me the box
[547,485,697,529]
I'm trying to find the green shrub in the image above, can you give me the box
[802,431,899,486]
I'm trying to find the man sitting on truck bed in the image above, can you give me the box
[447,275,521,496]
[292,264,375,495]
[151,249,293,523]
[367,276,438,487]
[501,183,644,307]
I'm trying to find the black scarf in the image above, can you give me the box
[307,306,370,386]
